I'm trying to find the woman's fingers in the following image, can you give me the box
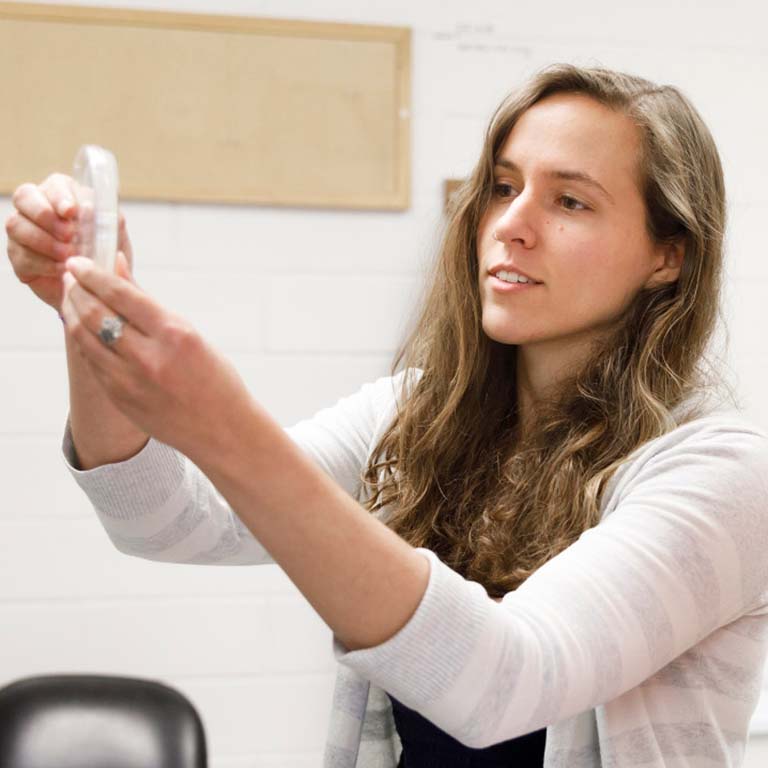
[6,210,73,264]
[8,178,78,268]
[61,271,150,375]
[117,211,134,269]
[65,255,164,337]
[39,172,79,219]
[12,174,77,235]
[11,183,64,238]
[8,244,68,283]
[61,289,134,398]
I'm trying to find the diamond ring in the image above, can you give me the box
[99,315,125,347]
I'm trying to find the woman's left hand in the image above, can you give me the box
[60,253,251,461]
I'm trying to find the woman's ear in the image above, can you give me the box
[646,238,685,288]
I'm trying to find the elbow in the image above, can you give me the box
[107,532,175,563]
[111,542,165,563]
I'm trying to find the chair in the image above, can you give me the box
[0,673,207,768]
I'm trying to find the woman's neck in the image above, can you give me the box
[515,333,599,439]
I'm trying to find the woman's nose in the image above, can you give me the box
[492,195,537,249]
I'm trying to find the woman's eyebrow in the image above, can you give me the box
[493,157,615,204]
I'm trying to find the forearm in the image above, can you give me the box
[65,328,150,470]
[188,394,430,651]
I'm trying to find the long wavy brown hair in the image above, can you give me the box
[361,63,738,597]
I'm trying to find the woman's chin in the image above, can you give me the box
[481,323,539,346]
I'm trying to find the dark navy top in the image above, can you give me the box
[389,694,546,767]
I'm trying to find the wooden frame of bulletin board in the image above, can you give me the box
[0,3,411,210]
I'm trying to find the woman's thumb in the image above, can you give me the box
[115,250,133,282]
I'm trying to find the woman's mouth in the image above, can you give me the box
[489,275,543,293]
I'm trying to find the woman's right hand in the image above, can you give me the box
[5,172,134,312]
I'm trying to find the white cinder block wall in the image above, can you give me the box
[2,1,768,765]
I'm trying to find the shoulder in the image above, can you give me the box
[646,407,768,463]
[370,366,423,410]
[363,366,424,421]
[594,408,768,616]
[601,406,768,516]
[338,366,423,430]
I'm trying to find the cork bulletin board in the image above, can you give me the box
[0,3,411,210]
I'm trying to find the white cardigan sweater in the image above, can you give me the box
[61,370,768,767]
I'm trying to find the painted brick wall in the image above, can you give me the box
[2,1,767,765]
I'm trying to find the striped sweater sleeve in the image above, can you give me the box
[333,417,768,749]
[60,370,408,565]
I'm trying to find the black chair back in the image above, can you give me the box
[0,674,207,768]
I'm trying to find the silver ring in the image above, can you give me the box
[98,315,125,347]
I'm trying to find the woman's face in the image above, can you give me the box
[476,92,682,351]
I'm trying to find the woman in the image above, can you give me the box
[7,63,768,767]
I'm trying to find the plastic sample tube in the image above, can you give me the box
[72,145,120,273]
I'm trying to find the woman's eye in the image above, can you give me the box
[493,183,517,198]
[560,195,587,211]
[491,184,588,211]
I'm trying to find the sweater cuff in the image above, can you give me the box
[332,548,493,712]
[61,413,186,520]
